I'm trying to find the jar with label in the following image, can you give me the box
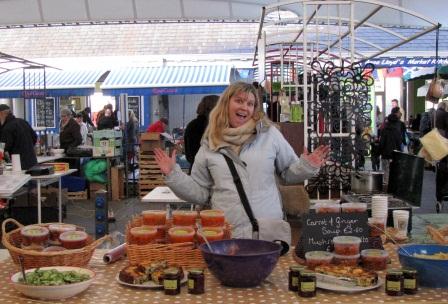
[402,267,418,295]
[288,266,303,292]
[386,269,404,296]
[188,268,205,294]
[163,268,181,295]
[298,270,316,297]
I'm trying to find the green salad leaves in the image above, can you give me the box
[19,269,91,286]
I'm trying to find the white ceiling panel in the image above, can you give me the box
[0,0,445,27]
[41,0,88,23]
[135,0,183,20]
[0,0,41,24]
[183,0,231,19]
[232,3,264,19]
[88,0,135,21]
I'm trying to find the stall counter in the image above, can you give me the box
[0,244,447,303]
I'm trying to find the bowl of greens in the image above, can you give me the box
[10,266,95,300]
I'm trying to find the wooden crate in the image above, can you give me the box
[138,136,166,197]
[67,190,88,200]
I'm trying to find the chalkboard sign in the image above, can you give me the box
[127,96,140,122]
[35,98,55,128]
[295,212,370,259]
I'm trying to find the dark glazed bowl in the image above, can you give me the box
[199,238,282,287]
[398,244,448,288]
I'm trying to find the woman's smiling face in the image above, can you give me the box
[228,91,256,128]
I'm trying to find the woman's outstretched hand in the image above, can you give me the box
[301,145,330,167]
[154,148,176,175]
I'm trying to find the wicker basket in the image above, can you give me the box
[2,218,108,269]
[126,215,232,268]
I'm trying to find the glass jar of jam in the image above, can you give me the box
[163,268,181,295]
[402,267,418,295]
[288,266,303,292]
[188,268,205,294]
[386,269,404,296]
[299,270,316,298]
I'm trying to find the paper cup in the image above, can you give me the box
[11,154,21,172]
[393,210,409,237]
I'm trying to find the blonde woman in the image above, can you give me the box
[154,82,329,239]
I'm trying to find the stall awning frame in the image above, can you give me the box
[0,69,108,98]
[101,65,231,96]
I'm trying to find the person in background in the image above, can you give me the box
[96,104,118,128]
[59,108,82,152]
[153,82,329,239]
[410,113,421,131]
[184,95,219,173]
[0,104,37,170]
[97,108,115,130]
[435,101,448,207]
[81,107,95,130]
[75,112,88,144]
[147,117,168,133]
[391,99,405,122]
[126,109,139,168]
[379,107,406,185]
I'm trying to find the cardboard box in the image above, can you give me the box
[93,146,121,157]
[140,132,161,141]
[93,130,122,139]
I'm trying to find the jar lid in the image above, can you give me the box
[300,270,316,277]
[305,251,334,259]
[289,265,304,271]
[361,249,389,258]
[332,236,362,244]
[402,267,417,274]
[387,269,403,275]
[189,268,204,275]
[164,267,180,275]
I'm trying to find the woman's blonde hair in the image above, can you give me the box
[205,82,265,147]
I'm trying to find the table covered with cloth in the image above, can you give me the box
[0,244,447,304]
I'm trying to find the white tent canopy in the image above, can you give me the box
[0,0,446,27]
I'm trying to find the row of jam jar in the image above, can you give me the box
[20,224,88,250]
[305,236,389,270]
[129,209,225,245]
[130,225,225,245]
[164,268,205,296]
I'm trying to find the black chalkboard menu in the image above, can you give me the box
[295,212,370,259]
[127,96,140,122]
[35,98,55,128]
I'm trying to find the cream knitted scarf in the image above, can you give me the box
[209,118,257,154]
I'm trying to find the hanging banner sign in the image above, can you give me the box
[21,90,46,98]
[363,57,448,68]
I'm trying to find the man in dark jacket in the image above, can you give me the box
[59,108,82,151]
[0,104,37,170]
[184,95,219,173]
[379,107,406,185]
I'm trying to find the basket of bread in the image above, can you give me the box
[2,218,108,269]
[126,209,232,268]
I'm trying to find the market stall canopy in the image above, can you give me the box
[0,0,446,27]
[254,0,441,75]
[404,65,448,81]
[101,65,231,96]
[0,69,108,98]
[0,52,55,74]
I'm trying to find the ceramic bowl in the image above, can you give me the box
[10,266,95,300]
[199,238,281,287]
[398,244,448,288]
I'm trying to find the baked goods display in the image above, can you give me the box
[118,261,183,286]
[314,264,378,287]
